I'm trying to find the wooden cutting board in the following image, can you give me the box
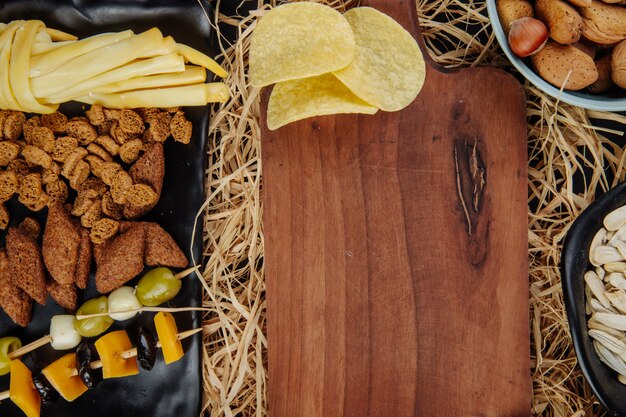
[261,0,530,416]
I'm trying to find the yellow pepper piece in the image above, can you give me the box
[94,330,138,379]
[42,353,87,402]
[10,359,41,417]
[154,312,183,364]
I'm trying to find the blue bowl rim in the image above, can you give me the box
[485,0,626,112]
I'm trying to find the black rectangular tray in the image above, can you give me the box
[0,1,210,415]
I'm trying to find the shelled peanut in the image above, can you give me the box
[496,0,626,92]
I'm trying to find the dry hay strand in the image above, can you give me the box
[201,0,626,416]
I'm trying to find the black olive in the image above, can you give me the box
[137,326,156,371]
[32,372,59,405]
[76,341,102,389]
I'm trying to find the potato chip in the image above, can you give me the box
[249,2,356,88]
[333,7,426,112]
[267,73,377,130]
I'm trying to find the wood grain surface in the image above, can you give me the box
[262,0,530,416]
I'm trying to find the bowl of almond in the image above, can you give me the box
[486,0,626,111]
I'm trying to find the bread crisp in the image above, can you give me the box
[85,104,105,126]
[119,139,143,164]
[66,119,97,145]
[0,204,8,230]
[6,227,47,305]
[41,112,68,134]
[22,145,52,169]
[129,143,164,195]
[46,280,77,312]
[19,217,41,239]
[0,141,21,166]
[170,111,192,144]
[43,203,81,285]
[123,184,158,219]
[95,225,146,293]
[0,170,18,202]
[119,109,145,134]
[52,136,79,163]
[75,226,91,290]
[4,111,25,141]
[0,249,32,326]
[24,126,55,153]
[119,221,188,268]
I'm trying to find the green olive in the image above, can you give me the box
[74,296,114,337]
[136,267,181,307]
[0,336,21,376]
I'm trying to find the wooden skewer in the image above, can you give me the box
[0,328,202,403]
[174,265,200,279]
[8,335,52,360]
[75,306,210,320]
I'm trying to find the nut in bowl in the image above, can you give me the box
[486,0,626,111]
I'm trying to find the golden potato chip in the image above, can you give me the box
[333,7,426,111]
[267,73,377,130]
[250,2,355,87]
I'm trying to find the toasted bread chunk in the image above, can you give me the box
[75,226,92,289]
[123,184,158,219]
[90,218,119,244]
[137,107,161,121]
[111,124,137,145]
[24,126,55,153]
[18,173,44,206]
[19,217,41,239]
[145,223,188,267]
[130,143,164,196]
[110,170,132,205]
[69,160,90,190]
[78,178,107,196]
[86,104,105,126]
[0,111,9,140]
[80,198,103,228]
[43,203,81,285]
[97,120,115,136]
[67,119,97,145]
[119,221,187,267]
[61,147,88,179]
[120,109,145,134]
[86,143,113,162]
[41,112,68,134]
[95,226,146,293]
[46,280,77,312]
[170,111,192,144]
[6,227,47,304]
[0,141,20,166]
[22,145,53,169]
[8,159,34,180]
[104,108,121,121]
[46,179,68,204]
[145,112,171,143]
[52,136,79,163]
[42,166,59,185]
[72,192,96,217]
[100,162,123,186]
[102,192,123,220]
[22,115,41,137]
[95,135,119,156]
[0,170,18,202]
[0,204,8,230]
[4,111,25,141]
[119,139,143,164]
[24,194,50,212]
[85,154,105,178]
[0,249,32,326]
[162,106,181,114]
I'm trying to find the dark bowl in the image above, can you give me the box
[562,180,626,417]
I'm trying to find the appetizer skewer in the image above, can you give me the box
[0,313,200,417]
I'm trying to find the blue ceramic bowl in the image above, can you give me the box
[486,0,626,111]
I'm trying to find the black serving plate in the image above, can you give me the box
[562,181,626,417]
[0,1,210,416]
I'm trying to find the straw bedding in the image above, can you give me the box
[197,0,626,415]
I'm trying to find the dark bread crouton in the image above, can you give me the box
[95,225,146,293]
[6,227,47,304]
[110,124,138,145]
[45,179,68,204]
[22,145,52,169]
[123,184,158,219]
[61,147,88,179]
[170,111,192,144]
[119,221,188,268]
[46,280,77,312]
[101,192,123,220]
[0,249,32,326]
[0,170,18,202]
[95,135,119,156]
[129,143,164,195]
[90,218,119,244]
[85,104,105,126]
[43,203,81,285]
[110,170,132,205]
[4,111,26,141]
[52,136,79,163]
[69,160,90,190]
[19,217,41,239]
[80,198,102,228]
[99,162,122,186]
[119,109,145,134]
[40,112,68,134]
[66,119,97,145]
[119,139,143,164]
[22,116,41,137]
[85,155,105,178]
[86,143,112,162]
[24,126,55,153]
[75,226,91,290]
[77,178,107,197]
[144,112,171,143]
[0,141,21,166]
[18,173,44,206]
